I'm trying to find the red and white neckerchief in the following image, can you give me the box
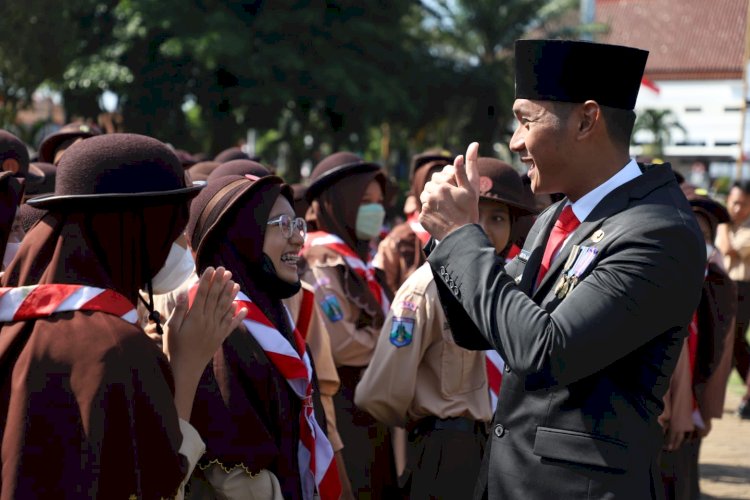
[295,287,315,341]
[485,350,505,409]
[0,284,137,324]
[217,289,341,500]
[303,231,390,314]
[407,212,431,246]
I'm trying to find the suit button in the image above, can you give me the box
[493,424,506,438]
[440,266,446,275]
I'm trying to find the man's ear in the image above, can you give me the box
[576,100,601,140]
[1,159,20,175]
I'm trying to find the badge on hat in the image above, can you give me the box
[390,317,414,347]
[320,294,344,323]
[479,176,493,195]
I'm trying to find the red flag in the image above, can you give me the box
[641,76,660,94]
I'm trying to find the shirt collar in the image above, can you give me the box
[569,159,642,222]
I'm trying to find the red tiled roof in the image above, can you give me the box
[596,0,748,79]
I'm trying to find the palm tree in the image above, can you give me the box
[633,108,687,158]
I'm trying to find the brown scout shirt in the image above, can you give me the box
[354,263,493,427]
[301,247,382,368]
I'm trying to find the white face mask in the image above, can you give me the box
[2,242,20,270]
[151,241,196,294]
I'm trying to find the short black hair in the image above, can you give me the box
[732,180,750,195]
[551,102,635,150]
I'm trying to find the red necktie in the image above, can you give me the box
[537,205,580,285]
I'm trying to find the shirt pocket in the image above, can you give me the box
[439,333,485,397]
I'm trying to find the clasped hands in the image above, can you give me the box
[418,142,481,241]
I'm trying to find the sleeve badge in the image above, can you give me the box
[320,294,344,322]
[389,317,415,347]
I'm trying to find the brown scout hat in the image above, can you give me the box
[37,122,102,163]
[24,162,56,197]
[686,191,730,235]
[476,157,537,216]
[305,151,382,203]
[206,159,271,182]
[214,147,251,164]
[0,130,44,186]
[410,148,452,179]
[27,133,202,210]
[187,174,292,265]
[186,161,220,182]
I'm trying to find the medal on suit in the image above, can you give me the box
[555,245,581,298]
[567,246,599,294]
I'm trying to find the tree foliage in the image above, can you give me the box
[0,0,579,181]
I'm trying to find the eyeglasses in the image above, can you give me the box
[267,214,307,239]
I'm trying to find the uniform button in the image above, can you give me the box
[440,266,446,275]
[494,424,506,438]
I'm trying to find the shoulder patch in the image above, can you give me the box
[395,299,418,312]
[390,317,414,347]
[320,294,343,322]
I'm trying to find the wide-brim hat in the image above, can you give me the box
[187,174,292,263]
[305,151,382,203]
[687,192,730,226]
[37,122,101,163]
[206,159,270,183]
[515,39,648,110]
[410,149,453,178]
[24,162,55,196]
[27,133,202,210]
[0,129,43,186]
[476,157,537,216]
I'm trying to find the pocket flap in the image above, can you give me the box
[533,426,628,472]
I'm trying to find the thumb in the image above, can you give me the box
[455,142,480,191]
[464,142,480,191]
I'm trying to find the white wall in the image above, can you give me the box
[631,79,745,161]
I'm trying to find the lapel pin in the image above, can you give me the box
[591,230,605,243]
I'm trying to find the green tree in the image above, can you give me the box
[633,108,687,158]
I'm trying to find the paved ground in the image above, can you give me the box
[699,389,750,499]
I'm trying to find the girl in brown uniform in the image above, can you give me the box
[301,152,398,499]
[186,174,339,500]
[0,134,243,499]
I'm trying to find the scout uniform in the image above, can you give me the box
[301,151,398,498]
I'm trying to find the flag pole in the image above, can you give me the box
[737,1,750,181]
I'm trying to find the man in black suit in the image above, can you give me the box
[419,40,705,499]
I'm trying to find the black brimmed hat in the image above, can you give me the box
[27,133,202,210]
[514,40,648,110]
[306,152,381,202]
[37,122,101,163]
[687,192,730,233]
[477,157,537,216]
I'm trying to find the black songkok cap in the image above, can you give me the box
[514,39,649,110]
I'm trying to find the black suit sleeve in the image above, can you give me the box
[428,221,704,387]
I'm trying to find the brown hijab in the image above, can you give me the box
[187,175,313,498]
[307,169,389,326]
